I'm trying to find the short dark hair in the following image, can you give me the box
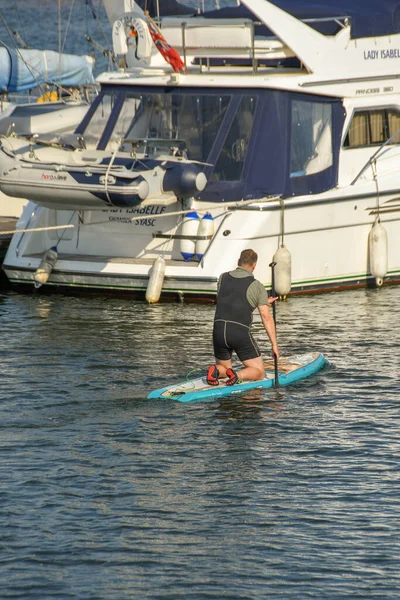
[238,249,258,266]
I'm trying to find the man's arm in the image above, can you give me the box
[258,304,280,358]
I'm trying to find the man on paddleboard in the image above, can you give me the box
[207,249,280,386]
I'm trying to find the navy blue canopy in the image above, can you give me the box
[196,89,345,203]
[135,0,195,16]
[204,1,400,39]
[81,84,345,202]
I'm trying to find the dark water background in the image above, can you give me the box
[1,286,399,599]
[0,0,225,80]
[1,1,400,598]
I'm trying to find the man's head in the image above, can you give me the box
[238,249,258,271]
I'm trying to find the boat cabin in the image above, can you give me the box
[76,84,345,203]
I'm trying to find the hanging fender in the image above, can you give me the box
[179,211,200,262]
[34,247,58,289]
[369,220,388,286]
[272,245,292,299]
[195,213,214,260]
[146,255,166,303]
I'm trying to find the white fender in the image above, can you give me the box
[195,213,214,260]
[180,211,200,261]
[369,221,388,286]
[34,247,58,289]
[146,255,166,303]
[272,245,291,299]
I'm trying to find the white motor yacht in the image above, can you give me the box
[2,0,400,300]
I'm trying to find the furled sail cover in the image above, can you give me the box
[204,0,400,39]
[0,48,95,93]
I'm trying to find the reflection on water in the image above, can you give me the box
[0,287,399,599]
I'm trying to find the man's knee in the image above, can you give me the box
[254,367,264,381]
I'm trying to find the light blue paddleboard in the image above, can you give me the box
[147,352,327,402]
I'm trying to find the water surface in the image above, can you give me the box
[1,1,400,596]
[1,287,399,599]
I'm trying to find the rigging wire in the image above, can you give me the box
[1,1,94,100]
[12,0,27,48]
[62,0,76,55]
[0,10,19,47]
[58,0,62,98]
[84,0,114,70]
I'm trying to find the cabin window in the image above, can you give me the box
[344,108,400,147]
[290,100,333,177]
[83,92,117,149]
[106,91,230,162]
[211,95,257,182]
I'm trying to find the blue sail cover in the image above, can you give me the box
[204,1,400,39]
[0,48,95,93]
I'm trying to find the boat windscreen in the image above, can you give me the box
[81,91,118,149]
[104,91,231,164]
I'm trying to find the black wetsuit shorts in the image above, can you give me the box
[213,319,261,362]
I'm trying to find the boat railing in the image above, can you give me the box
[301,16,350,28]
[160,14,350,73]
[351,128,400,186]
[123,137,187,157]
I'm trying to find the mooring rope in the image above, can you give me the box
[280,198,285,247]
[0,224,75,236]
[1,195,281,237]
[371,159,381,224]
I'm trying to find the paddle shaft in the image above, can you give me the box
[269,261,279,387]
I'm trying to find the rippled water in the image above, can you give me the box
[2,1,400,596]
[1,286,399,599]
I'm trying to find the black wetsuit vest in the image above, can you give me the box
[214,272,254,327]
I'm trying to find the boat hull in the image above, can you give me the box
[3,187,400,300]
[4,263,400,300]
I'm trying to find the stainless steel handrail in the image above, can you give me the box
[351,128,400,186]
